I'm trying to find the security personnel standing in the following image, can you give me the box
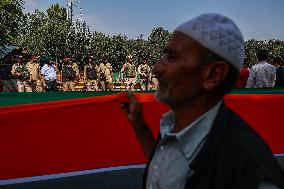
[105,59,113,91]
[11,55,31,92]
[26,54,41,92]
[72,59,80,83]
[41,56,58,92]
[97,59,107,91]
[84,56,98,91]
[137,58,151,91]
[122,55,136,90]
[62,55,76,91]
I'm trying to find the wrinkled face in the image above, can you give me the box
[153,32,205,107]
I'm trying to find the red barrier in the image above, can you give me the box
[0,93,283,180]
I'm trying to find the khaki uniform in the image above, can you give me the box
[72,62,80,82]
[138,63,151,90]
[105,62,113,91]
[11,63,32,92]
[84,63,98,91]
[97,63,107,91]
[122,62,136,90]
[26,61,41,92]
[149,73,159,90]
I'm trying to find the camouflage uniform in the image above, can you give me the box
[149,73,159,90]
[105,62,113,91]
[72,62,80,82]
[122,62,136,90]
[84,63,98,91]
[97,62,107,91]
[138,63,151,90]
[11,63,31,92]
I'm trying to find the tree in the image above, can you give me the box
[10,3,283,71]
[147,27,171,66]
[0,0,24,51]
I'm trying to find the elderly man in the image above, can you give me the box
[122,13,284,189]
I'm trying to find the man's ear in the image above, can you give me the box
[202,61,229,90]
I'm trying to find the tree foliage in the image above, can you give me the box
[2,3,284,69]
[11,3,171,71]
[245,39,284,65]
[0,0,24,51]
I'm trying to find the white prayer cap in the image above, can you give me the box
[174,13,244,71]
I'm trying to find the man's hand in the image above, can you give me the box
[121,92,145,127]
[121,92,156,159]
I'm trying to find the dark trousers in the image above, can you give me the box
[46,80,58,92]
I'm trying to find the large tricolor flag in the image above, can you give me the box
[0,91,283,189]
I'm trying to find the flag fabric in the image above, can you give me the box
[0,93,283,181]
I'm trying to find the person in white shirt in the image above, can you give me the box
[246,49,276,88]
[41,56,58,92]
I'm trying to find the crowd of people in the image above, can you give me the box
[234,49,284,88]
[1,46,284,92]
[2,52,159,92]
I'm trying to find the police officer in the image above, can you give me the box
[26,54,41,92]
[97,58,107,91]
[11,55,31,92]
[84,56,98,91]
[72,58,80,83]
[62,55,77,91]
[41,56,58,92]
[137,58,151,91]
[122,55,137,90]
[105,59,113,91]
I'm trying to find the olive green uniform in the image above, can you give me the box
[105,62,113,91]
[122,62,136,90]
[138,63,151,90]
[97,63,107,91]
